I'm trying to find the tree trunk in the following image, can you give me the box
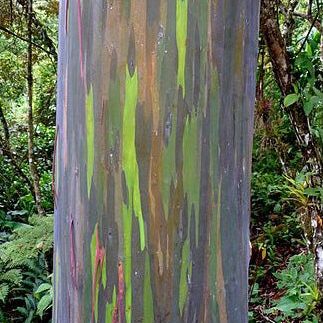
[260,0,322,170]
[27,0,44,216]
[0,102,37,204]
[54,1,259,322]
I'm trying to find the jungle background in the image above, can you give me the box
[0,0,321,322]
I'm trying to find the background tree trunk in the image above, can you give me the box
[54,0,259,322]
[27,0,44,216]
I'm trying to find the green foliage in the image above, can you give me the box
[284,93,299,107]
[34,279,53,317]
[250,2,322,320]
[250,249,320,322]
[0,1,57,321]
[13,256,52,323]
[267,253,319,322]
[251,171,286,219]
[0,0,57,214]
[0,215,53,322]
[292,29,323,146]
[0,215,53,267]
[285,171,323,212]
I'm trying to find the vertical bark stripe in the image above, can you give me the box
[86,86,94,198]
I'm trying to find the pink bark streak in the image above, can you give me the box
[113,261,125,323]
[92,226,106,322]
[65,0,69,33]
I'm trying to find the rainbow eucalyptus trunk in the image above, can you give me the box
[54,0,259,322]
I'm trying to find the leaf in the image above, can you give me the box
[305,96,321,116]
[293,83,299,94]
[25,309,35,323]
[16,306,28,316]
[304,100,314,116]
[304,188,322,197]
[8,210,28,216]
[0,284,9,302]
[35,283,51,295]
[305,43,313,57]
[261,247,267,260]
[36,294,52,317]
[284,94,299,107]
[274,296,305,314]
[313,87,323,98]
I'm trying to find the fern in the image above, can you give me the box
[0,215,53,268]
[0,267,23,303]
[1,269,22,285]
[0,214,53,321]
[0,284,9,302]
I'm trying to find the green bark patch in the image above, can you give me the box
[143,254,153,323]
[122,203,132,323]
[122,67,145,251]
[176,0,188,96]
[106,287,116,323]
[86,86,94,198]
[179,238,190,316]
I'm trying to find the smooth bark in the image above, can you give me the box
[54,1,260,322]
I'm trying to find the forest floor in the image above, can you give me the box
[249,212,321,322]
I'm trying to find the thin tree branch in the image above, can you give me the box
[295,9,320,56]
[0,104,10,143]
[15,0,57,62]
[293,11,322,32]
[0,24,54,57]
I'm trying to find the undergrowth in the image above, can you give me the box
[0,214,53,322]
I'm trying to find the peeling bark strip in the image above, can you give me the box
[54,0,260,322]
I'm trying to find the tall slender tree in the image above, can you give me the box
[54,0,260,322]
[27,0,44,216]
